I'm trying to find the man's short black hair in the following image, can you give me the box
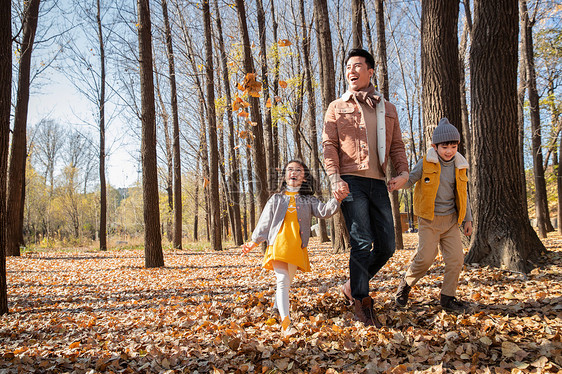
[345,48,375,70]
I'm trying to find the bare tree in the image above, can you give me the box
[0,0,12,315]
[315,0,350,252]
[161,0,182,249]
[214,0,243,245]
[421,0,463,153]
[352,0,363,48]
[235,0,269,212]
[137,0,164,268]
[96,0,108,251]
[521,0,554,237]
[6,0,41,257]
[202,0,222,251]
[466,0,545,272]
[375,0,404,250]
[299,0,329,242]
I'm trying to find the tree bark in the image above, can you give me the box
[466,0,545,273]
[214,0,243,245]
[161,0,182,249]
[235,0,269,212]
[521,0,553,237]
[202,0,222,251]
[7,0,41,257]
[96,0,107,251]
[352,0,363,48]
[256,0,275,192]
[0,0,12,315]
[315,0,350,252]
[299,0,329,242]
[269,0,280,169]
[421,0,463,154]
[137,0,164,268]
[375,0,403,250]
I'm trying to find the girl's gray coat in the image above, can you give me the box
[251,193,340,248]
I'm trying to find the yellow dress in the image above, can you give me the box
[262,192,311,272]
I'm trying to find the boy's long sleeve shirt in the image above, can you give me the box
[406,153,472,222]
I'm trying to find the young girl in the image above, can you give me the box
[242,160,345,328]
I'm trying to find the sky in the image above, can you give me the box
[26,75,140,189]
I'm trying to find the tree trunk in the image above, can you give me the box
[96,0,107,251]
[0,0,12,315]
[235,0,269,212]
[215,0,243,245]
[161,0,182,249]
[269,0,280,170]
[459,15,471,166]
[375,0,403,250]
[556,129,562,234]
[256,0,275,192]
[521,0,553,237]
[6,0,41,257]
[517,1,529,217]
[421,0,463,154]
[352,0,363,48]
[202,0,222,251]
[299,0,329,242]
[315,0,349,252]
[466,0,545,273]
[153,61,174,242]
[137,0,164,268]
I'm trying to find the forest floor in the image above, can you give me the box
[1,233,561,373]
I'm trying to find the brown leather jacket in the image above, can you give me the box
[322,92,408,183]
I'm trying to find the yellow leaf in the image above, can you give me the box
[281,316,290,330]
[279,81,287,89]
[13,347,28,354]
[237,83,244,91]
[265,318,277,326]
[266,98,272,108]
[278,39,292,47]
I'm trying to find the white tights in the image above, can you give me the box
[272,261,297,322]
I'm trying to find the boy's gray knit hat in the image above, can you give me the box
[432,118,460,144]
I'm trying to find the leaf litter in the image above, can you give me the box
[1,233,561,373]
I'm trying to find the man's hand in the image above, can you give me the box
[463,221,473,236]
[387,174,408,191]
[332,179,349,202]
[241,241,257,255]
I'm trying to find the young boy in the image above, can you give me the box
[395,118,473,313]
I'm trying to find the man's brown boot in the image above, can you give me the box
[353,296,381,327]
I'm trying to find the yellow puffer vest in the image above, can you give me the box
[413,149,468,225]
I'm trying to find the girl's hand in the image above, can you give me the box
[241,241,257,255]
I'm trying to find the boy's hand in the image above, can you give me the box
[388,174,408,191]
[463,221,473,236]
[241,241,257,255]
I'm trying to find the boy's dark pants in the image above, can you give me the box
[341,176,395,300]
[405,214,464,297]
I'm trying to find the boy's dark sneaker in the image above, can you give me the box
[395,279,411,308]
[440,294,470,313]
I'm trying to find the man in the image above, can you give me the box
[322,48,409,326]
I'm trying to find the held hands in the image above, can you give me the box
[463,221,473,236]
[332,179,350,202]
[241,241,257,255]
[387,174,408,192]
